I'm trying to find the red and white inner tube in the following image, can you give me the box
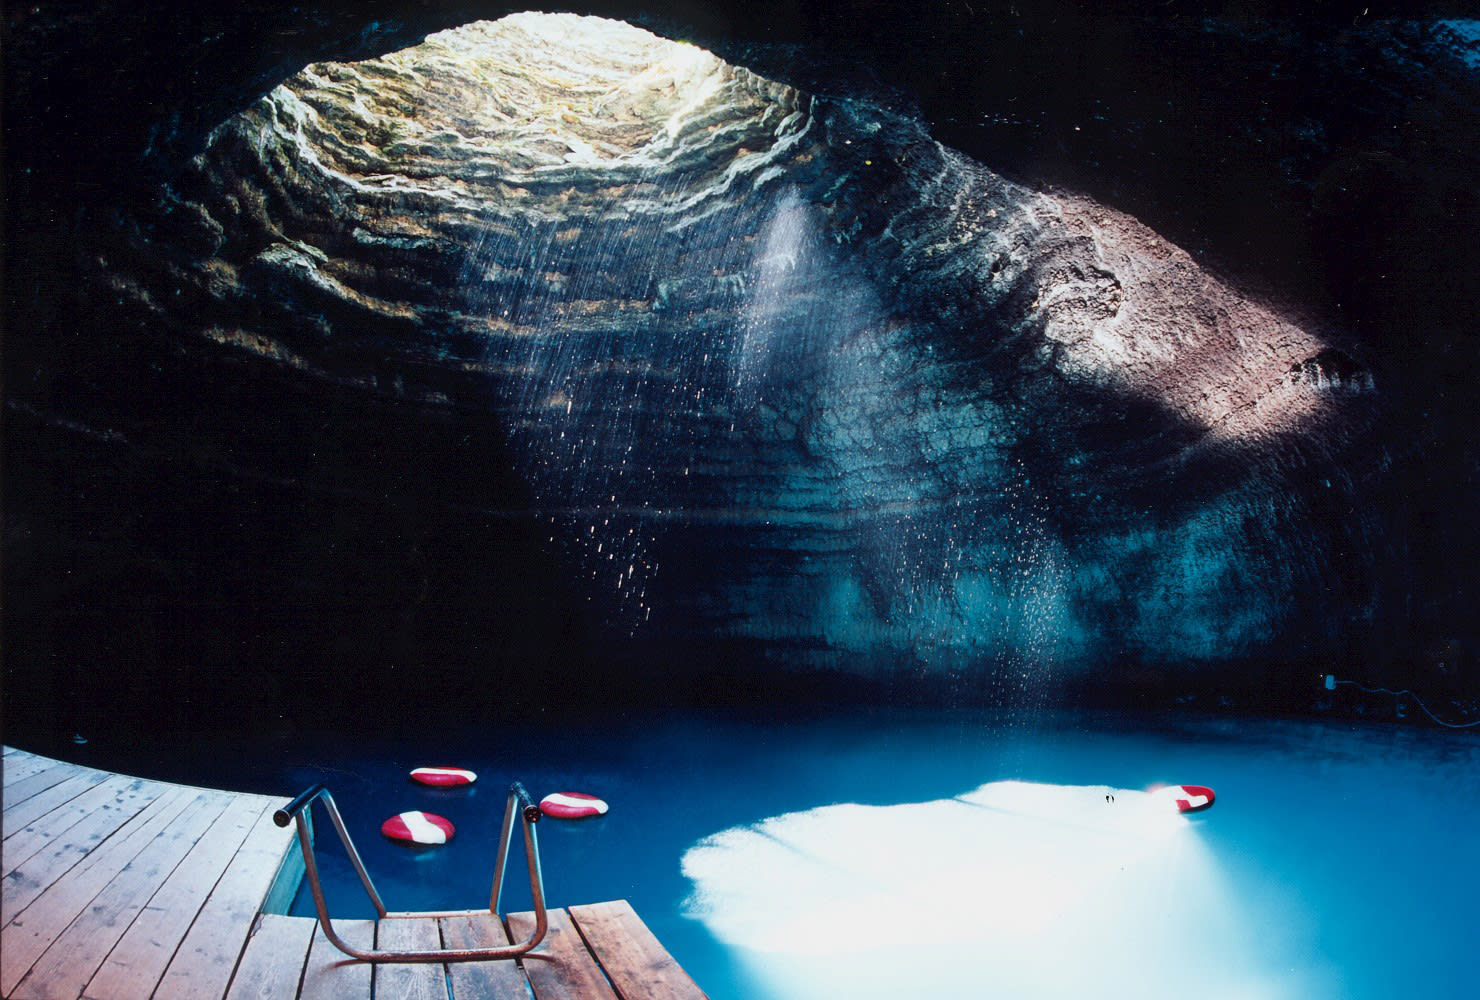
[1155,784,1216,814]
[410,767,477,787]
[381,811,455,845]
[539,792,609,819]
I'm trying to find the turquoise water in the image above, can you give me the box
[270,710,1478,999]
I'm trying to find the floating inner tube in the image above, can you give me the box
[540,792,609,819]
[381,811,455,845]
[1156,784,1216,814]
[410,767,477,787]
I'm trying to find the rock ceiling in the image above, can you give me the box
[6,6,1475,724]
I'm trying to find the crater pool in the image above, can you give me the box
[63,708,1480,998]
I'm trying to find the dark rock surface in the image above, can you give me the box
[5,3,1477,737]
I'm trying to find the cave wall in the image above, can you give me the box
[5,3,1477,736]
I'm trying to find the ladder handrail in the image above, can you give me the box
[273,781,549,963]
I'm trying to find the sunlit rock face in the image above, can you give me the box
[94,12,1379,703]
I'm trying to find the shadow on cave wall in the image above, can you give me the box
[3,347,619,747]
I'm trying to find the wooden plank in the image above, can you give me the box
[153,802,297,1000]
[3,763,88,811]
[82,793,269,1000]
[3,775,162,878]
[440,913,529,1000]
[1,785,194,996]
[299,919,374,1000]
[508,908,617,1000]
[3,769,112,842]
[569,901,707,1000]
[3,773,125,875]
[373,917,449,1000]
[2,752,64,787]
[224,913,315,999]
[2,776,165,903]
[11,790,231,999]
[3,745,56,775]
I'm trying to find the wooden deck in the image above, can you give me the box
[2,746,707,999]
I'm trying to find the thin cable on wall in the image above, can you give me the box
[1324,674,1480,729]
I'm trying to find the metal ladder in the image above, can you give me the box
[273,781,549,962]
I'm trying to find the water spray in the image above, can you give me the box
[1322,675,1480,728]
